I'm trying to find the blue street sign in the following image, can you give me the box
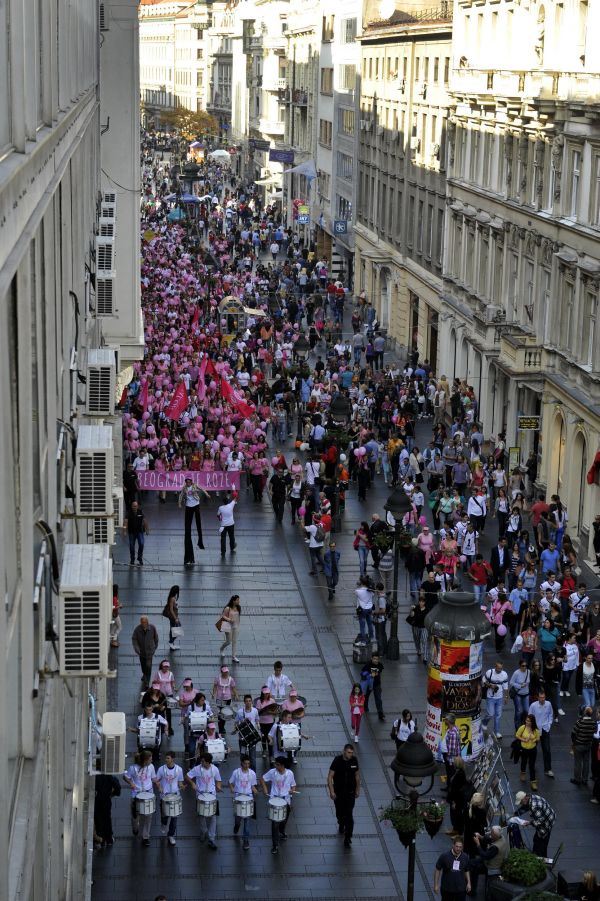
[269,148,295,164]
[334,219,348,234]
[298,214,309,224]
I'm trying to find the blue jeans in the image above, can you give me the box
[409,573,422,600]
[513,693,529,729]
[485,697,503,734]
[357,546,368,576]
[358,610,374,641]
[473,584,486,604]
[129,532,144,563]
[583,687,596,708]
[235,814,251,839]
[354,348,362,363]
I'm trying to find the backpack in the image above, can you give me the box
[314,525,325,543]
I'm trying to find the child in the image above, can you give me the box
[349,683,366,742]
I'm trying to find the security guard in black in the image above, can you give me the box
[328,744,360,847]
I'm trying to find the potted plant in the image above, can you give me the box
[379,803,423,848]
[373,531,394,555]
[487,849,556,901]
[421,800,446,838]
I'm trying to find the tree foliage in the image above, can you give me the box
[160,108,218,141]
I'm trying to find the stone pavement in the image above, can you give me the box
[92,414,599,901]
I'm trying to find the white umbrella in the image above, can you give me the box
[208,149,232,165]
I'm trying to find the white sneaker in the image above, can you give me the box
[354,735,359,742]
[558,708,565,716]
[565,691,571,697]
[496,733,503,739]
[161,825,168,836]
[168,836,176,846]
[559,691,564,697]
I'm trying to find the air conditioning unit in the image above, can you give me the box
[103,192,117,205]
[360,119,366,130]
[410,136,421,152]
[417,82,427,98]
[86,348,116,416]
[96,236,115,274]
[112,487,124,528]
[76,425,114,516]
[364,120,372,132]
[99,220,115,238]
[99,2,108,32]
[96,275,116,317]
[101,712,126,774]
[100,201,116,220]
[59,544,112,677]
[398,77,406,92]
[84,517,115,546]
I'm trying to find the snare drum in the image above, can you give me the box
[234,794,254,818]
[189,711,208,732]
[268,796,288,822]
[196,792,217,817]
[135,791,156,816]
[161,793,183,818]
[206,738,226,763]
[166,696,179,710]
[280,723,300,750]
[139,720,158,748]
[219,705,234,721]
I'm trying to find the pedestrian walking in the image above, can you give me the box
[482,660,509,738]
[162,585,181,651]
[509,660,531,730]
[361,653,385,721]
[269,468,288,524]
[323,541,340,600]
[123,500,148,566]
[218,594,241,662]
[355,577,375,644]
[123,750,156,847]
[514,790,555,857]
[328,744,360,847]
[261,756,297,854]
[349,684,366,741]
[94,773,121,847]
[229,756,258,851]
[178,477,209,567]
[153,753,185,846]
[528,689,554,777]
[571,706,595,785]
[186,752,222,850]
[515,713,541,790]
[433,839,471,901]
[132,616,159,688]
[353,521,372,578]
[218,491,237,557]
[305,513,325,575]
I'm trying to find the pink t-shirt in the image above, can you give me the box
[417,532,435,562]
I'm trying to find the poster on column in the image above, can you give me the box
[137,470,241,492]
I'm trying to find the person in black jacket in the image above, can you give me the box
[94,773,121,847]
[446,757,472,836]
[405,540,426,601]
[489,538,509,586]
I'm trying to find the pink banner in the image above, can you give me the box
[137,470,241,492]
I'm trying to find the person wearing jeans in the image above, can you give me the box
[123,751,156,847]
[360,654,385,721]
[482,662,509,738]
[516,714,540,789]
[510,661,531,729]
[571,707,595,785]
[124,501,147,565]
[581,655,597,709]
[229,757,258,851]
[355,580,375,643]
[528,691,554,776]
[154,754,185,846]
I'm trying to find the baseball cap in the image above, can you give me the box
[515,791,527,805]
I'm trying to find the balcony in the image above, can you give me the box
[263,35,287,53]
[264,75,288,92]
[278,88,309,106]
[259,118,285,136]
[452,67,600,105]
[499,334,545,374]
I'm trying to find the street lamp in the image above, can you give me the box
[383,486,413,661]
[389,732,439,901]
[180,159,200,194]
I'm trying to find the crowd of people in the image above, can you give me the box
[96,137,600,898]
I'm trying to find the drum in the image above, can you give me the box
[234,794,254,818]
[280,723,300,750]
[219,705,235,721]
[135,792,156,816]
[268,797,288,822]
[206,738,226,763]
[189,711,208,732]
[196,792,217,817]
[139,720,158,748]
[166,696,179,710]
[237,718,261,747]
[161,793,183,818]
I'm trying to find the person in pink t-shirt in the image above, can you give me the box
[417,525,435,566]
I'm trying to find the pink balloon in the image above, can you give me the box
[497,624,507,636]
[298,506,306,517]
[460,555,467,564]
[161,438,168,446]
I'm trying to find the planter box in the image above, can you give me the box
[487,870,556,901]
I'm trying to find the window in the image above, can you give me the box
[375,57,379,79]
[426,203,433,256]
[322,14,335,41]
[338,108,355,135]
[581,289,597,367]
[436,209,444,265]
[407,195,415,247]
[444,57,450,84]
[469,131,480,182]
[403,57,408,78]
[340,64,356,91]
[560,279,575,350]
[415,58,420,81]
[508,252,519,318]
[482,132,491,188]
[568,148,581,218]
[423,57,429,81]
[318,169,331,200]
[320,67,333,94]
[433,57,439,81]
[337,151,353,179]
[478,236,489,296]
[417,199,424,252]
[337,195,352,220]
[523,260,534,320]
[319,118,332,147]
[591,152,600,227]
[493,241,504,304]
[342,17,357,43]
[538,268,551,341]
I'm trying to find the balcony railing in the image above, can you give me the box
[278,88,308,105]
[259,118,285,135]
[452,67,600,103]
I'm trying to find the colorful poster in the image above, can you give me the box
[440,641,470,676]
[470,642,484,675]
[441,675,482,716]
[136,470,241,492]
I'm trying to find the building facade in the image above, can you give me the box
[204,1,235,135]
[441,0,600,559]
[0,2,141,899]
[355,1,452,365]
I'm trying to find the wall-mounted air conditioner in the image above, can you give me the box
[84,517,115,546]
[96,236,115,275]
[103,192,117,205]
[99,220,115,238]
[76,425,114,516]
[112,487,124,529]
[95,276,116,317]
[59,544,112,677]
[100,201,116,220]
[86,349,116,417]
[430,142,440,159]
[101,712,126,774]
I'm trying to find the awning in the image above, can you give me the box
[244,307,267,317]
[255,175,282,187]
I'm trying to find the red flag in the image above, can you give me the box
[236,400,255,418]
[118,384,128,407]
[165,381,189,420]
[139,380,149,413]
[220,376,234,402]
[197,356,208,402]
[192,305,200,326]
[205,358,217,378]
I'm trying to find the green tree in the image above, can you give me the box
[160,108,218,141]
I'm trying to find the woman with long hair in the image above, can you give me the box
[163,585,181,651]
[219,594,242,663]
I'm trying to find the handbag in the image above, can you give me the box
[171,626,184,638]
[509,685,518,700]
[215,617,224,632]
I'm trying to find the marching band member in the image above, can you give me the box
[281,688,305,720]
[266,660,293,703]
[178,678,197,747]
[212,664,238,734]
[268,710,311,766]
[131,703,167,766]
[229,755,258,851]
[186,752,222,850]
[261,756,298,854]
[152,659,176,736]
[153,752,185,846]
[233,694,261,770]
[123,750,156,846]
[186,692,213,762]
[255,686,276,758]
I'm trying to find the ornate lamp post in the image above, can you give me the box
[388,732,439,901]
[383,486,413,660]
[180,159,200,194]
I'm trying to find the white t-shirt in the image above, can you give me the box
[305,461,320,485]
[188,763,221,796]
[462,530,478,556]
[236,706,260,729]
[262,767,296,802]
[230,766,257,796]
[483,668,508,701]
[155,763,184,796]
[267,673,292,700]
[569,591,589,623]
[125,763,156,797]
[218,500,236,527]
[305,523,324,548]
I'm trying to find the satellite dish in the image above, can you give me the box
[379,0,396,19]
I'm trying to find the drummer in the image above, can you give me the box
[186,751,222,850]
[141,681,167,719]
[281,687,305,720]
[153,752,185,846]
[255,686,277,758]
[266,661,293,703]
[268,710,311,766]
[229,754,258,851]
[123,749,156,847]
[178,678,197,747]
[261,755,297,855]
[233,694,261,770]
[152,660,176,736]
[212,664,238,734]
[134,703,167,766]
[186,692,214,763]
